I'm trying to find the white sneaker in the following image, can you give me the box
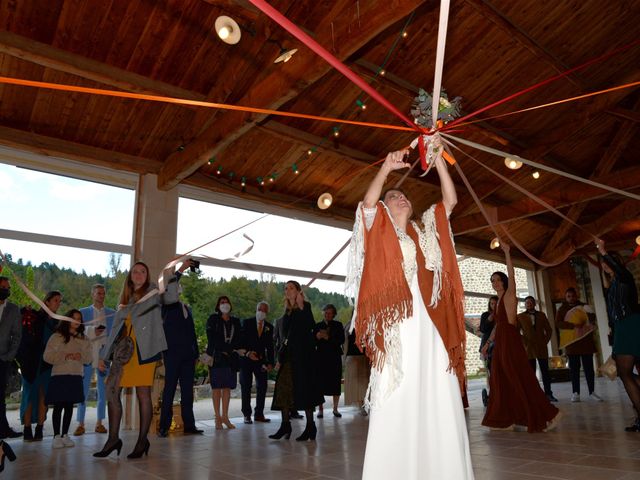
[52,435,65,449]
[571,393,581,402]
[590,393,604,402]
[61,434,75,447]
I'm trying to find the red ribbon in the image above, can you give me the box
[630,245,640,262]
[248,0,430,169]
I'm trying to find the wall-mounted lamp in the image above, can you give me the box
[504,157,523,170]
[317,193,333,210]
[267,39,297,64]
[215,16,242,44]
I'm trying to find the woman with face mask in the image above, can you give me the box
[206,296,242,429]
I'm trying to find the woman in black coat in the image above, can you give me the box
[314,304,345,418]
[270,280,323,441]
[206,296,242,430]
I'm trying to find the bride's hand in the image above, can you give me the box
[382,150,410,173]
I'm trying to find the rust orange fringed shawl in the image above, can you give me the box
[348,202,466,399]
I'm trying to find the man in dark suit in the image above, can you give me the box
[0,276,22,439]
[516,296,557,402]
[240,301,274,424]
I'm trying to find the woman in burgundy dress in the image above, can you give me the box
[481,243,560,432]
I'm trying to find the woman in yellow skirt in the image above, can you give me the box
[94,261,167,459]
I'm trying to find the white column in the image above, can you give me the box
[588,259,612,360]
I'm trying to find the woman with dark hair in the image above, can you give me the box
[314,304,345,418]
[596,239,640,431]
[94,261,167,459]
[481,244,560,432]
[206,295,242,429]
[269,280,323,441]
[346,149,472,478]
[479,295,498,406]
[43,309,91,448]
[18,290,61,441]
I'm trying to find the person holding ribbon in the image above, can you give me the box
[206,296,242,430]
[94,261,167,459]
[346,149,473,479]
[18,290,61,442]
[596,239,640,431]
[481,243,560,432]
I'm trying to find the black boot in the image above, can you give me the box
[268,421,292,439]
[295,421,317,441]
[33,424,43,441]
[625,418,640,432]
[23,426,33,442]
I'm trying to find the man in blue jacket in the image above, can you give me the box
[74,284,115,436]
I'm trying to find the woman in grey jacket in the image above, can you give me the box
[94,261,168,459]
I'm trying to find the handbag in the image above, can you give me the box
[105,325,134,403]
[599,355,617,381]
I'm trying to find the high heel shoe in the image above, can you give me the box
[221,416,235,429]
[0,441,17,472]
[127,439,150,459]
[295,421,317,441]
[268,421,292,440]
[93,438,123,458]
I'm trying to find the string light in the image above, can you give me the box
[257,176,265,186]
[356,99,367,110]
[379,69,386,76]
[402,31,408,38]
[240,176,246,187]
[208,156,216,165]
[333,126,340,137]
[292,164,299,175]
[216,165,223,175]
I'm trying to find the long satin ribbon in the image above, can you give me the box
[441,133,640,201]
[0,76,416,133]
[247,0,423,134]
[305,238,350,288]
[445,80,640,129]
[442,138,597,240]
[443,38,640,130]
[431,0,450,131]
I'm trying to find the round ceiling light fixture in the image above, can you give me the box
[215,16,241,45]
[490,237,500,250]
[636,235,640,245]
[504,157,523,170]
[274,47,298,63]
[317,193,333,210]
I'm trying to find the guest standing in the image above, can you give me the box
[555,287,602,402]
[17,291,61,441]
[206,296,242,430]
[596,239,640,431]
[270,281,323,441]
[240,301,274,424]
[158,263,202,437]
[0,276,22,439]
[94,261,167,459]
[43,309,92,448]
[314,304,345,418]
[343,319,370,415]
[75,284,115,436]
[481,243,560,432]
[516,296,557,402]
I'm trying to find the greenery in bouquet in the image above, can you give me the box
[411,88,462,128]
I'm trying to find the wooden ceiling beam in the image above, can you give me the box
[157,0,428,190]
[461,0,591,91]
[0,30,206,101]
[452,164,640,235]
[540,111,639,258]
[546,199,640,265]
[0,125,160,174]
[607,107,640,123]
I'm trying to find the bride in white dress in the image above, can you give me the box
[346,149,474,479]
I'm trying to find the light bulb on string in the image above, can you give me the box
[240,176,246,187]
[356,99,366,110]
[292,164,299,175]
[216,166,223,175]
[379,69,386,76]
[402,31,408,38]
[333,126,340,137]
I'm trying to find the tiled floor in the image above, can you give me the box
[2,377,640,479]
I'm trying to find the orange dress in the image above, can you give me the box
[482,299,559,432]
[120,315,156,387]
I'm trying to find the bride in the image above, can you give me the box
[346,148,474,479]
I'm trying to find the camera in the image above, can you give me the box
[189,259,201,273]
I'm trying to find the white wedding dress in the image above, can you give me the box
[360,209,474,480]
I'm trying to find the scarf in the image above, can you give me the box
[347,202,466,403]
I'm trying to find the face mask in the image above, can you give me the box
[256,311,267,322]
[219,303,231,314]
[0,288,9,301]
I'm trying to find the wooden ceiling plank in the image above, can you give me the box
[157,0,428,190]
[607,107,640,124]
[0,125,160,174]
[0,30,206,101]
[539,114,638,257]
